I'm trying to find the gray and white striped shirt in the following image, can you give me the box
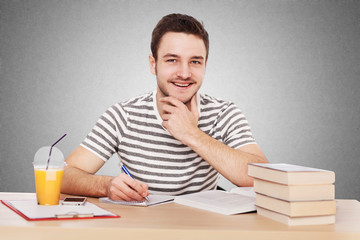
[81,91,255,195]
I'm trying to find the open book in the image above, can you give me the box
[99,194,174,207]
[174,187,256,215]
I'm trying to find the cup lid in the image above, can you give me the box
[33,146,64,168]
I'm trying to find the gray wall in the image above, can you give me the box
[1,0,359,200]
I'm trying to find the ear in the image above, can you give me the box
[149,54,156,75]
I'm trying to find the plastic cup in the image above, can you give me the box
[33,146,65,205]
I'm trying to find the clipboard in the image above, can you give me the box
[1,199,120,221]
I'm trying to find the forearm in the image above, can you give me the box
[158,96,267,186]
[61,166,114,197]
[185,129,267,187]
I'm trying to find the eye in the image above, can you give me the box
[191,60,203,65]
[166,59,177,63]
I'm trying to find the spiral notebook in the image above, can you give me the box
[99,194,174,206]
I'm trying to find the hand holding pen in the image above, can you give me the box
[107,164,149,202]
[121,164,149,201]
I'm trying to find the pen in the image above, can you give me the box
[55,212,94,218]
[121,164,149,201]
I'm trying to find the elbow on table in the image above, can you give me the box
[235,176,255,187]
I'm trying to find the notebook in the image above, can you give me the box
[99,194,175,206]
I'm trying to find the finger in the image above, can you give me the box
[108,179,134,201]
[189,95,199,118]
[110,186,134,201]
[161,121,168,130]
[161,113,171,121]
[110,174,146,201]
[160,97,182,107]
[119,181,144,201]
[162,104,177,114]
[138,181,149,198]
[122,174,149,200]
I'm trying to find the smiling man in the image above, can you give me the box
[61,13,267,201]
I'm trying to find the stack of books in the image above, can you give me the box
[248,163,336,226]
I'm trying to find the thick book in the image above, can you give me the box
[254,178,335,201]
[255,193,336,217]
[174,188,256,215]
[257,206,336,226]
[248,163,335,185]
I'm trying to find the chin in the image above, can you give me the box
[158,87,196,104]
[172,94,194,104]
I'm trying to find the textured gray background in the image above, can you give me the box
[1,0,359,200]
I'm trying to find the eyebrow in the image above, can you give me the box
[162,53,204,60]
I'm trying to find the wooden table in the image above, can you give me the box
[1,193,359,240]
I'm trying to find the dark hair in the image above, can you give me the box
[151,13,209,61]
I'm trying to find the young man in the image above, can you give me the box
[61,13,267,201]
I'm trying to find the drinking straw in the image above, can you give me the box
[46,134,67,170]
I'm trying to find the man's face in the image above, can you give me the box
[149,32,207,104]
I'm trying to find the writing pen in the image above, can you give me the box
[121,164,149,201]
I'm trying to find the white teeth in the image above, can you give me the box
[174,83,190,87]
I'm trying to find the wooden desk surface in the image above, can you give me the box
[1,193,359,240]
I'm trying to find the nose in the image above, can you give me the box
[176,63,192,79]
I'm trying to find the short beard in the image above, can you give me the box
[155,64,197,105]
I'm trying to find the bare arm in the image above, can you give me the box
[185,131,267,186]
[159,96,268,187]
[61,145,149,200]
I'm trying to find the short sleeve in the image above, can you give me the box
[81,104,126,161]
[217,103,256,149]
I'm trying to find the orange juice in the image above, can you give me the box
[34,168,64,205]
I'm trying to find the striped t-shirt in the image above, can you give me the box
[81,91,255,195]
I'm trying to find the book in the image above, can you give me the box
[1,199,119,221]
[229,186,257,198]
[256,206,336,226]
[248,163,335,185]
[253,178,335,201]
[174,188,256,215]
[99,194,174,207]
[255,193,336,217]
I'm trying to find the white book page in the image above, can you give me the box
[174,190,256,215]
[229,187,256,198]
[251,163,328,172]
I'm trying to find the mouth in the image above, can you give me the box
[172,82,193,88]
